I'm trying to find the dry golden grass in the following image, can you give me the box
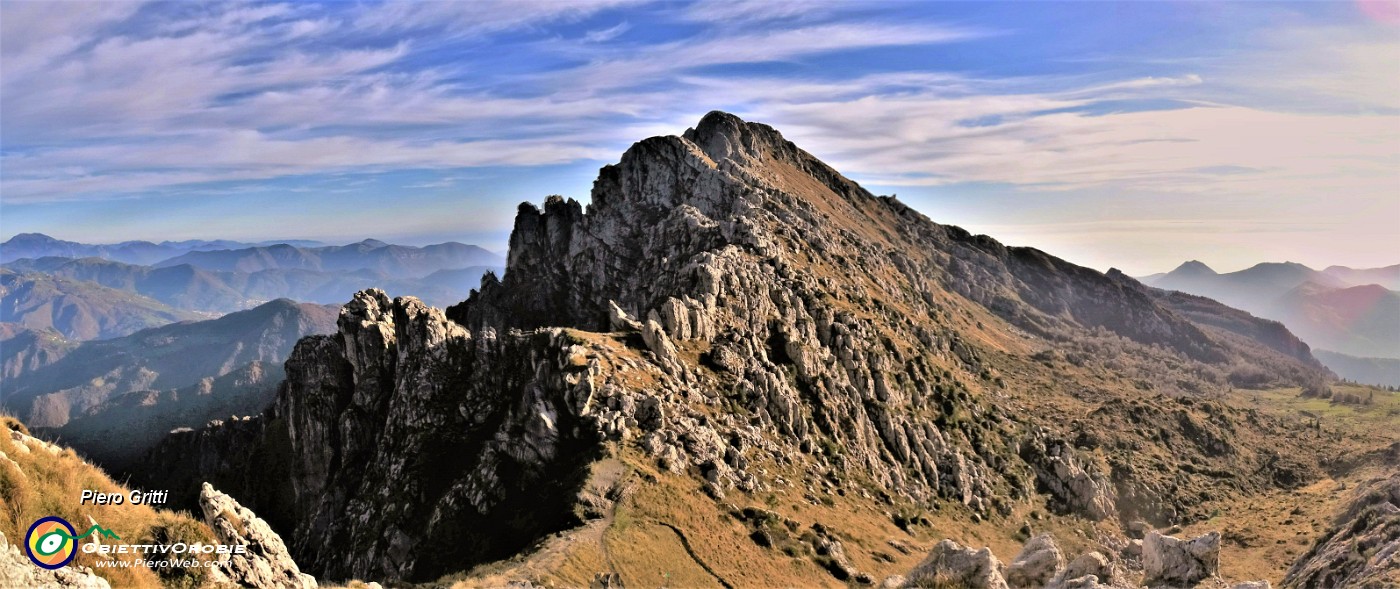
[0,413,216,589]
[320,581,381,589]
[430,378,1397,589]
[1178,475,1344,584]
[1197,384,1400,584]
[441,440,1114,589]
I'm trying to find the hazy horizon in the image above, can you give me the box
[3,226,1396,279]
[2,1,1397,276]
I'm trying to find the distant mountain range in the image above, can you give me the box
[0,323,74,380]
[0,232,327,265]
[1312,350,1400,390]
[3,256,503,312]
[0,299,338,468]
[1142,261,1400,385]
[0,236,505,315]
[1,268,207,340]
[2,233,502,277]
[1268,282,1400,358]
[1147,261,1399,306]
[0,234,504,463]
[152,238,499,275]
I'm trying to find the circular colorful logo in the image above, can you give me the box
[25,516,77,569]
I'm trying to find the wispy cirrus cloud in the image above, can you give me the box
[681,0,855,25]
[1,1,1395,273]
[1,1,995,203]
[583,21,632,43]
[351,0,646,36]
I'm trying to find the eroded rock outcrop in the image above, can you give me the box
[1021,433,1117,521]
[1006,533,1064,588]
[264,293,629,581]
[200,482,316,589]
[147,290,716,582]
[1283,473,1400,589]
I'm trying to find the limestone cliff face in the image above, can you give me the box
[147,289,680,582]
[276,291,619,581]
[143,112,1334,584]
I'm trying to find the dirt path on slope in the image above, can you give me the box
[650,520,735,589]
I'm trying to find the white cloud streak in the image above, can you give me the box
[682,0,850,25]
[353,0,646,36]
[0,0,1395,236]
[584,21,631,43]
[1,2,998,202]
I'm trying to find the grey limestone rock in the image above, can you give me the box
[1062,552,1113,585]
[1142,531,1219,588]
[903,539,1009,589]
[1021,434,1117,521]
[200,482,316,589]
[0,531,110,589]
[1007,533,1064,588]
[911,531,1274,589]
[1282,473,1399,589]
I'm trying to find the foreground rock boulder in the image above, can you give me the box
[1006,533,1065,587]
[902,539,1009,589]
[199,482,317,589]
[1061,551,1114,587]
[0,531,109,589]
[1143,530,1218,587]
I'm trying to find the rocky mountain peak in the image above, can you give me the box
[1170,260,1216,276]
[148,112,1336,585]
[456,113,1239,368]
[4,232,58,244]
[681,110,798,168]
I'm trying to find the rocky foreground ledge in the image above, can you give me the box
[199,482,319,589]
[0,531,110,589]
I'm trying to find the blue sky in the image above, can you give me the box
[1,0,1396,274]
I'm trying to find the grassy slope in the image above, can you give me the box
[442,447,1114,589]
[1179,384,1400,583]
[0,415,216,589]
